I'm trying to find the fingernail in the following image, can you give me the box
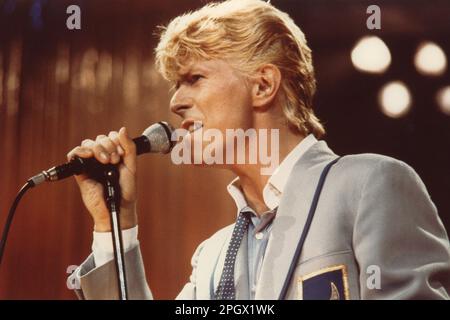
[117,146,125,155]
[100,152,109,161]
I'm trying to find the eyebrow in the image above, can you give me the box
[178,64,211,77]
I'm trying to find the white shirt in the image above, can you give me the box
[91,134,318,270]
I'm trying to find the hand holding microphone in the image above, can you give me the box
[68,127,138,232]
[57,122,174,232]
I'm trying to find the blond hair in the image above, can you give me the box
[155,0,325,138]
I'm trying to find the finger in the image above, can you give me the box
[81,139,95,147]
[67,146,93,183]
[118,127,136,173]
[66,146,94,161]
[82,139,110,164]
[95,134,107,142]
[97,137,121,164]
[108,131,125,156]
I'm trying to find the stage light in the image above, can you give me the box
[414,42,447,76]
[436,86,450,116]
[351,36,391,74]
[378,81,412,118]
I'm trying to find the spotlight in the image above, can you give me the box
[378,81,412,118]
[351,36,391,74]
[414,42,447,76]
[436,86,450,116]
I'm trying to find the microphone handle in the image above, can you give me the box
[29,136,150,185]
[133,135,151,155]
[66,135,150,179]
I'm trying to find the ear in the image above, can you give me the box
[250,64,282,109]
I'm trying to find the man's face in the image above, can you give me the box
[169,59,254,165]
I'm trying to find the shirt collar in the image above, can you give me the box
[227,134,318,213]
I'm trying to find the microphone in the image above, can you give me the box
[28,121,175,187]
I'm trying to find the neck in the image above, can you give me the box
[230,123,305,215]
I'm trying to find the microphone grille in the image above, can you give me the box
[142,121,175,154]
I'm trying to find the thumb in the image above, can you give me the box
[118,127,137,173]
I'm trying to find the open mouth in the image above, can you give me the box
[181,119,203,134]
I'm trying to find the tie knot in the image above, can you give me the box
[238,210,251,221]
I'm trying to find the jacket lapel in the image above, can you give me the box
[195,226,232,299]
[255,141,338,299]
[211,229,250,299]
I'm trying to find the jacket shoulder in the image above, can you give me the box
[335,152,419,181]
[339,152,411,170]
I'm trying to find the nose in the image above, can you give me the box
[170,103,192,116]
[170,92,192,116]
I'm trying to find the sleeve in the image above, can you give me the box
[175,239,207,300]
[68,241,152,300]
[68,232,209,300]
[353,158,450,299]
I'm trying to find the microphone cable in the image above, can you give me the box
[0,180,35,266]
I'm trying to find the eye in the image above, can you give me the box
[173,74,203,90]
[188,74,203,85]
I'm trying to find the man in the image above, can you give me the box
[67,0,450,299]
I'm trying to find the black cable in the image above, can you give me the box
[0,181,34,266]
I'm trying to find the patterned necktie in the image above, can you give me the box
[214,211,250,300]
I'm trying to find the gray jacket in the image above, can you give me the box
[69,141,450,299]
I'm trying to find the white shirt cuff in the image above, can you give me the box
[92,225,139,268]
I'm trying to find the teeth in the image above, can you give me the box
[188,121,203,133]
[193,122,203,131]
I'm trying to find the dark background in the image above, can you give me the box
[0,0,449,299]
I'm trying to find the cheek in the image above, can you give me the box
[203,78,252,130]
